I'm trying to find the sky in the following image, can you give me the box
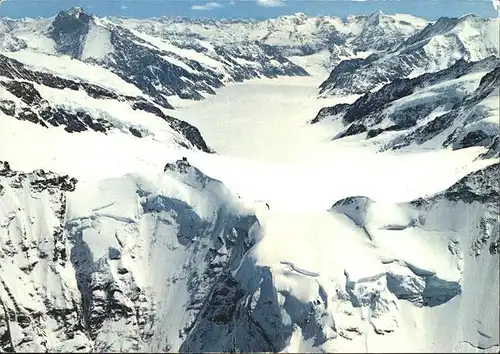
[0,0,498,20]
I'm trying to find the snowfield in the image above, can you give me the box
[0,9,499,354]
[0,75,494,211]
[4,50,144,97]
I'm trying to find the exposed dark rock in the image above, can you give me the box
[314,57,499,156]
[335,123,367,139]
[44,7,310,107]
[0,54,119,101]
[2,80,42,105]
[441,163,499,205]
[400,17,461,49]
[168,117,213,153]
[0,54,213,152]
[129,127,143,138]
[0,100,15,116]
[311,103,350,124]
[314,57,496,126]
[0,162,78,192]
[49,7,93,59]
[131,100,166,117]
[366,124,407,139]
[319,54,380,95]
[460,130,491,149]
[108,247,121,260]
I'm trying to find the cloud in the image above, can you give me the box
[191,2,224,11]
[120,4,128,10]
[256,0,286,7]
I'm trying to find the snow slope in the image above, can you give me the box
[1,153,497,352]
[0,53,212,153]
[0,159,260,352]
[313,56,500,158]
[79,19,114,61]
[4,50,143,97]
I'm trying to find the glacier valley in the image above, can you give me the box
[0,7,498,353]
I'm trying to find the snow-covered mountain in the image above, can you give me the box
[0,7,309,106]
[112,10,428,76]
[312,56,500,158]
[0,8,431,104]
[0,7,499,353]
[319,14,499,96]
[1,157,498,352]
[327,163,499,353]
[0,159,259,352]
[115,11,428,55]
[0,53,212,152]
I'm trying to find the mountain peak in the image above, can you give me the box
[50,7,95,59]
[368,10,384,18]
[458,13,482,23]
[371,9,384,16]
[366,9,385,24]
[59,6,93,21]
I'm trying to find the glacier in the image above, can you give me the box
[0,7,499,353]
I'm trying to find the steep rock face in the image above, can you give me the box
[319,15,499,96]
[315,56,496,126]
[318,53,381,95]
[0,159,260,352]
[0,54,212,153]
[312,57,499,157]
[47,9,219,105]
[180,164,499,353]
[107,27,308,98]
[49,7,94,59]
[105,26,224,102]
[0,162,498,352]
[390,64,500,156]
[0,162,85,352]
[348,11,424,52]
